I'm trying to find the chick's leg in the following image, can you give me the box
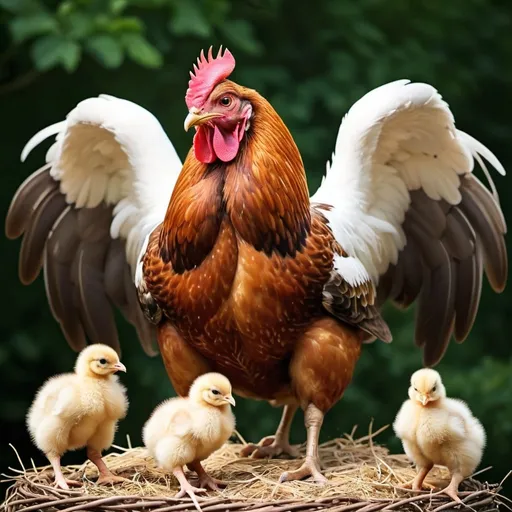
[174,466,206,512]
[279,404,326,483]
[187,460,227,491]
[442,472,464,503]
[410,463,434,491]
[87,447,126,485]
[49,456,81,490]
[240,404,300,458]
[281,317,363,484]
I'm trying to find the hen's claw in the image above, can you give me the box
[241,436,300,459]
[279,456,327,484]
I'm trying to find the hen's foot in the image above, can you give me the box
[54,477,82,490]
[241,435,300,459]
[279,456,327,484]
[198,473,227,492]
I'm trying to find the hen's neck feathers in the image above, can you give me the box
[160,87,311,271]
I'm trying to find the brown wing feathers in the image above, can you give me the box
[378,174,507,366]
[5,166,156,355]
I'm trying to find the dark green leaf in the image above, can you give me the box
[102,16,143,33]
[219,19,263,55]
[169,0,211,38]
[65,12,95,39]
[60,40,81,72]
[121,33,163,68]
[0,0,41,14]
[31,35,81,72]
[86,34,124,68]
[10,13,58,43]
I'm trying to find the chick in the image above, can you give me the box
[143,373,235,510]
[393,369,486,502]
[27,344,128,489]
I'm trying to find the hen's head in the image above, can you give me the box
[184,47,253,164]
[408,368,446,406]
[75,344,127,378]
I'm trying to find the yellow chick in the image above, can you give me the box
[143,373,235,510]
[27,344,128,489]
[393,368,486,502]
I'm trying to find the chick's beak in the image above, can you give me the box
[225,394,236,407]
[113,362,127,373]
[420,394,429,406]
[184,111,223,132]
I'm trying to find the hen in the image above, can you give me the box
[6,47,507,482]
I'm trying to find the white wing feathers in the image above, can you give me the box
[312,79,505,283]
[7,95,182,354]
[20,94,182,273]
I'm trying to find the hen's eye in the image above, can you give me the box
[211,389,221,396]
[220,96,231,106]
[99,358,107,365]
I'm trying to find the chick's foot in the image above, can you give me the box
[198,473,227,491]
[241,435,300,459]
[173,467,206,512]
[54,477,82,490]
[187,460,227,491]
[279,456,327,484]
[441,473,464,504]
[96,474,128,485]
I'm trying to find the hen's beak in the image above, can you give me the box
[113,362,127,373]
[224,394,236,407]
[184,110,223,131]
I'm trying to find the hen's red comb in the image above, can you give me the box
[185,46,236,110]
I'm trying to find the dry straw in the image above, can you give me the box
[2,424,509,512]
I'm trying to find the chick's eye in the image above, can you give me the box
[211,389,221,396]
[432,385,437,392]
[99,358,107,365]
[220,96,231,107]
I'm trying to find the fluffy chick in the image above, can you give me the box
[393,369,486,502]
[143,373,235,511]
[27,344,128,489]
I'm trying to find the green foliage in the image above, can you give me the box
[1,0,512,497]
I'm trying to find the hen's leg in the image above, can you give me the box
[87,447,126,485]
[187,460,227,491]
[158,323,211,397]
[240,404,300,458]
[173,466,207,512]
[279,404,326,483]
[281,317,362,483]
[49,456,81,489]
[442,472,464,503]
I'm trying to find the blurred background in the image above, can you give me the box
[1,0,511,498]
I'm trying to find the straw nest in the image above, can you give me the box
[2,425,508,512]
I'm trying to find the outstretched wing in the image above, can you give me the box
[6,95,182,355]
[311,80,507,366]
